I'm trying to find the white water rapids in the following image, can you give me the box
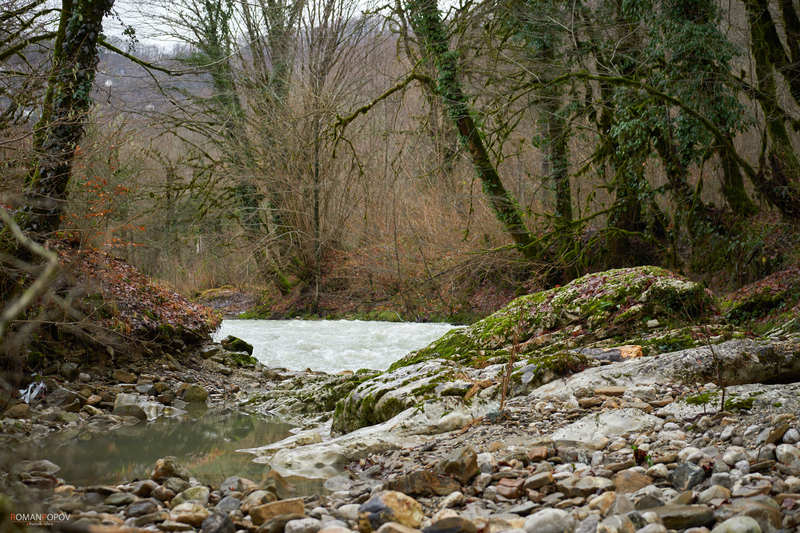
[213,319,459,373]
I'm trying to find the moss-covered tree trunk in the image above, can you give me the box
[404,0,544,260]
[744,0,800,218]
[546,112,571,226]
[539,57,572,231]
[653,127,706,232]
[719,150,755,217]
[21,0,114,239]
[589,1,656,266]
[774,0,800,107]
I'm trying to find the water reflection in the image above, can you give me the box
[12,409,293,487]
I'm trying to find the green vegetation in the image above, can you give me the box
[725,394,756,411]
[391,266,712,369]
[226,352,259,367]
[685,390,719,407]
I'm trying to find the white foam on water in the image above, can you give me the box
[213,319,459,372]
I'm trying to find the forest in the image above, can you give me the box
[0,0,800,321]
[4,1,800,531]
[3,0,800,349]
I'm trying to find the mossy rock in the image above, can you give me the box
[331,361,459,435]
[331,350,595,435]
[246,370,382,423]
[516,351,590,390]
[391,266,713,370]
[723,266,800,329]
[220,335,254,355]
[226,351,259,367]
[182,384,209,403]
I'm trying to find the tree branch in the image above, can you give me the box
[333,71,433,132]
[98,37,184,76]
[0,31,56,62]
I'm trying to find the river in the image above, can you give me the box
[15,320,457,487]
[213,319,458,372]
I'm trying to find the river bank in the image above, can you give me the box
[4,336,800,533]
[3,265,800,532]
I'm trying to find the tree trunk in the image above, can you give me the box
[719,150,756,217]
[652,125,721,240]
[595,79,650,264]
[404,0,544,260]
[541,91,572,227]
[21,0,115,239]
[312,117,322,313]
[744,0,800,218]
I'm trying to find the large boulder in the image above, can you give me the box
[247,370,381,427]
[332,360,462,434]
[391,266,712,370]
[331,358,513,434]
[551,408,663,442]
[532,338,800,399]
[247,397,497,484]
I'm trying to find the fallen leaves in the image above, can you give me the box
[52,241,220,345]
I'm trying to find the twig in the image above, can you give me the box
[696,324,726,412]
[0,207,59,343]
[500,323,521,414]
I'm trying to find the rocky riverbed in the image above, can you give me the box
[5,351,800,533]
[2,266,800,533]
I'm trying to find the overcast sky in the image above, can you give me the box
[106,0,183,50]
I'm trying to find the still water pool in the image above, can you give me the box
[11,409,293,487]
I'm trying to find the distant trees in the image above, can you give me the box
[183,0,800,285]
[0,0,57,132]
[6,0,800,317]
[145,0,378,304]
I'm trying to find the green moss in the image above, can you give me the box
[726,292,787,324]
[319,372,381,412]
[367,310,404,322]
[376,394,407,421]
[389,329,479,370]
[237,307,271,319]
[227,351,258,367]
[722,267,800,330]
[642,329,700,353]
[26,351,46,369]
[388,266,712,370]
[685,390,719,406]
[331,383,390,434]
[411,382,439,396]
[614,304,644,323]
[522,351,589,388]
[724,394,755,411]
